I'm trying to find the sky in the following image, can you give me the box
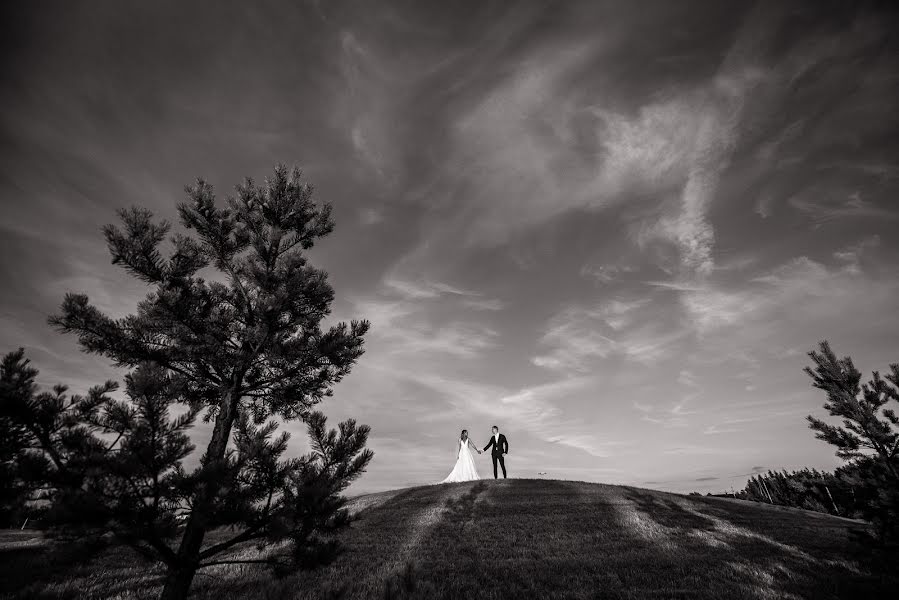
[1,0,898,495]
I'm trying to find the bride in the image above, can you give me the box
[439,429,482,483]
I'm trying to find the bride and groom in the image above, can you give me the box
[439,425,508,483]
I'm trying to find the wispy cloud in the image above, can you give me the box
[533,298,683,372]
[634,396,697,429]
[354,296,498,359]
[532,308,617,372]
[672,243,898,342]
[790,191,899,226]
[580,263,638,284]
[634,12,772,277]
[462,297,505,311]
[381,276,504,309]
[662,444,743,457]
[384,278,474,300]
[358,207,384,226]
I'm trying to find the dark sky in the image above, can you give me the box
[2,0,898,494]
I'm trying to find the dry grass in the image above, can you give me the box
[1,479,892,599]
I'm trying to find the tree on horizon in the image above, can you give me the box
[10,164,372,600]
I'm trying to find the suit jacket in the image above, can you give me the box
[483,433,508,457]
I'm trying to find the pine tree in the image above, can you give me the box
[0,350,37,526]
[1,352,186,539]
[39,164,371,600]
[1,352,372,586]
[805,340,899,544]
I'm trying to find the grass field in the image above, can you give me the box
[1,479,892,599]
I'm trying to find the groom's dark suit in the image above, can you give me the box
[483,433,508,479]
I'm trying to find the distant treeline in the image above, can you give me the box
[738,459,883,520]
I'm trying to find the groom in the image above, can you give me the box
[483,425,508,479]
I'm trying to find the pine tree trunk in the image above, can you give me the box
[162,384,241,600]
[160,566,196,600]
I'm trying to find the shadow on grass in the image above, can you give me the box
[616,487,890,600]
[381,561,438,600]
[4,486,460,600]
[189,484,467,600]
[5,481,895,600]
[0,537,99,596]
[441,481,488,531]
[625,488,718,531]
[379,482,489,599]
[0,535,162,600]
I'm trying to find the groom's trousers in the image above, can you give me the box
[492,454,506,479]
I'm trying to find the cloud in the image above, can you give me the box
[754,118,806,164]
[632,401,652,414]
[629,0,788,279]
[349,275,507,361]
[462,297,505,311]
[400,323,497,358]
[832,235,881,273]
[703,410,807,436]
[580,263,638,284]
[677,370,699,388]
[679,286,763,334]
[754,192,775,219]
[545,435,632,459]
[358,207,384,226]
[789,190,899,226]
[597,299,652,330]
[533,297,683,372]
[356,297,498,359]
[337,31,398,182]
[384,278,474,300]
[662,444,741,456]
[381,276,504,310]
[633,65,767,277]
[703,424,742,435]
[447,59,757,263]
[670,244,897,343]
[403,22,770,259]
[637,397,697,429]
[532,308,616,371]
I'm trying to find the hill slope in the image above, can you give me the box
[1,479,891,599]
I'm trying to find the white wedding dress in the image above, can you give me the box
[439,438,480,483]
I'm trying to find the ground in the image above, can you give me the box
[0,479,892,599]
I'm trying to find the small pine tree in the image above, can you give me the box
[805,340,899,545]
[1,353,372,577]
[1,353,188,540]
[0,350,37,526]
[23,164,371,600]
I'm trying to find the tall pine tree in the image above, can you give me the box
[805,341,899,544]
[43,164,371,600]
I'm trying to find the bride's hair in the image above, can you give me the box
[460,429,468,439]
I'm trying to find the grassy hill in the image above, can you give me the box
[1,479,892,599]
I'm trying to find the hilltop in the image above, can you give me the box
[1,479,891,599]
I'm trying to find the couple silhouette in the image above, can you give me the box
[439,425,508,484]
